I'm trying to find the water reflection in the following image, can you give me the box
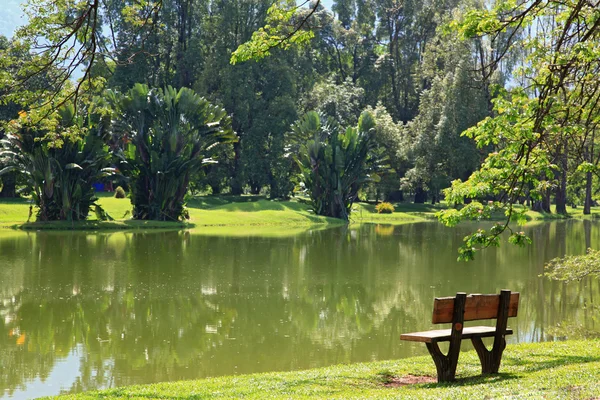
[0,221,598,398]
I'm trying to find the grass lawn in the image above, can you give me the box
[0,194,429,230]
[48,339,600,399]
[1,193,599,231]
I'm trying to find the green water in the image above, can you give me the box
[1,221,598,398]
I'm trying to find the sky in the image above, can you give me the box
[0,0,27,38]
[0,0,335,39]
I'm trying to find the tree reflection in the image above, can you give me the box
[0,222,598,396]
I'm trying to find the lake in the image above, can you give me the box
[1,220,598,398]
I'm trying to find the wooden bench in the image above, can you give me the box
[400,290,519,382]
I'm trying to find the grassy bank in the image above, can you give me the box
[0,194,342,230]
[49,339,600,399]
[0,194,429,230]
[0,193,598,230]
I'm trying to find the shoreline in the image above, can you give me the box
[46,339,600,399]
[0,194,596,232]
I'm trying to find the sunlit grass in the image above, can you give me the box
[0,197,33,223]
[1,193,599,231]
[49,339,600,399]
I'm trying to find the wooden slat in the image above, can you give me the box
[432,292,519,324]
[400,326,513,343]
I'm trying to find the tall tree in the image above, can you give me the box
[438,0,600,260]
[402,30,490,203]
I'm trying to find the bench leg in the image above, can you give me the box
[425,341,460,382]
[471,290,511,375]
[471,336,506,374]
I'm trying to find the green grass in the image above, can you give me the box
[0,194,344,230]
[1,194,600,231]
[0,194,432,231]
[0,197,33,224]
[351,202,443,223]
[49,339,600,399]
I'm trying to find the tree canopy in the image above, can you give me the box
[1,0,600,243]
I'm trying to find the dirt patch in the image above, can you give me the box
[383,374,437,387]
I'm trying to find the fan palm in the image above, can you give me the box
[293,111,385,221]
[0,104,114,221]
[108,84,236,221]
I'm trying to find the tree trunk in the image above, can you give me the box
[555,141,568,215]
[230,141,243,195]
[584,171,593,215]
[554,175,567,214]
[542,191,551,213]
[250,183,261,195]
[414,187,427,204]
[0,173,17,198]
[386,190,403,202]
[210,184,221,195]
[532,191,552,213]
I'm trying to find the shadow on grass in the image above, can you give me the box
[8,194,347,230]
[377,370,518,389]
[187,195,265,210]
[503,354,600,373]
[392,203,446,213]
[378,352,600,391]
[15,219,195,231]
[427,372,520,388]
[412,354,600,389]
[0,197,31,205]
[188,195,320,214]
[358,202,445,218]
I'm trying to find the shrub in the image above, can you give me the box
[114,186,126,198]
[375,202,395,214]
[293,111,385,221]
[108,84,235,221]
[1,105,114,221]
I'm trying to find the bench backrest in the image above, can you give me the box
[432,292,520,324]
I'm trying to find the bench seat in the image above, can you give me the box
[400,326,513,343]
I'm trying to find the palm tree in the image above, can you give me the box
[0,104,114,221]
[293,111,385,220]
[108,84,236,221]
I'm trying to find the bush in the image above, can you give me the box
[108,84,235,221]
[375,202,395,214]
[294,111,384,221]
[114,186,126,198]
[2,104,113,221]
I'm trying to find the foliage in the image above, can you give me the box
[360,104,406,201]
[0,105,114,221]
[194,144,235,195]
[437,0,600,259]
[8,0,108,113]
[114,186,126,199]
[5,0,507,207]
[375,202,394,214]
[0,34,58,198]
[230,0,317,64]
[403,35,490,204]
[300,78,365,126]
[545,249,600,282]
[107,84,236,221]
[293,111,385,220]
